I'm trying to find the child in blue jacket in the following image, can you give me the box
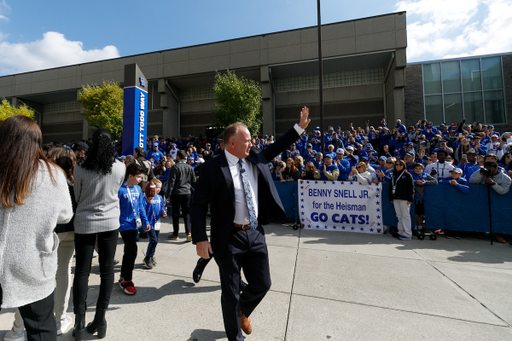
[439,168,470,194]
[118,164,150,295]
[142,179,167,269]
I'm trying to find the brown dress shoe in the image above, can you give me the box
[496,236,507,244]
[241,312,252,335]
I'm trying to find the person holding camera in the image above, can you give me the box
[470,160,511,243]
[469,161,511,195]
[302,161,321,180]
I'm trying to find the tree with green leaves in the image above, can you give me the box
[0,99,35,125]
[213,70,262,137]
[79,80,123,140]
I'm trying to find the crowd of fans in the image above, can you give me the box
[4,113,511,340]
[46,116,512,243]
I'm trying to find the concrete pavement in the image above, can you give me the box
[2,220,512,340]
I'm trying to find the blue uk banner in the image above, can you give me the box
[298,180,383,234]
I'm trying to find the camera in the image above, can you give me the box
[480,168,492,177]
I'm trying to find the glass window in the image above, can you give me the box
[441,61,461,93]
[444,94,463,124]
[461,59,481,92]
[425,95,444,125]
[463,92,484,124]
[482,57,503,90]
[423,63,442,94]
[484,90,505,124]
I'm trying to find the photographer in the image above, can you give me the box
[302,161,321,180]
[469,161,511,195]
[273,160,285,180]
[470,160,511,243]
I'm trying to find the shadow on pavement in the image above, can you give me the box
[299,229,512,265]
[187,329,226,341]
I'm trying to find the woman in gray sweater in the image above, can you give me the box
[72,129,125,341]
[0,115,73,341]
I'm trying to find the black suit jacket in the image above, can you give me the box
[191,127,300,260]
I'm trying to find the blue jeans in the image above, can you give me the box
[146,229,160,258]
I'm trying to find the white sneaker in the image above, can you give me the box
[93,250,99,258]
[3,328,25,341]
[56,315,73,335]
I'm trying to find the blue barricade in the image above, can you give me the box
[274,181,299,219]
[274,181,512,233]
[424,184,512,234]
[381,182,415,229]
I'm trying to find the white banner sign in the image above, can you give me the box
[298,180,383,234]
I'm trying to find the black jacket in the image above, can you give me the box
[191,127,300,260]
[389,171,414,203]
[166,160,196,196]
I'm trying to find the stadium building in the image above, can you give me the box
[0,11,510,143]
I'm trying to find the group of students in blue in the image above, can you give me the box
[117,163,167,295]
[265,117,512,242]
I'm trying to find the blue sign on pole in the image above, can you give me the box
[122,64,149,156]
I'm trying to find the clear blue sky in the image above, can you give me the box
[0,0,510,75]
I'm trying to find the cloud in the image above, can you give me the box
[396,0,512,62]
[0,31,120,75]
[0,0,9,21]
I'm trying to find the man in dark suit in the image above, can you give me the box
[191,107,311,341]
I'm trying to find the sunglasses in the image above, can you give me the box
[356,166,363,169]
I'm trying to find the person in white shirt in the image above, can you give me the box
[424,150,454,181]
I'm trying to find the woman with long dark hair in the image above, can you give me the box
[73,129,125,341]
[389,160,415,241]
[0,116,73,341]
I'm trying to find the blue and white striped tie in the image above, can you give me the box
[238,159,258,229]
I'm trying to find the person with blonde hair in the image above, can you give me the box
[349,162,372,185]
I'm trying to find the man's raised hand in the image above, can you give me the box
[299,106,311,130]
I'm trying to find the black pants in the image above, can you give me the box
[215,226,271,341]
[19,292,56,341]
[120,230,138,281]
[73,230,118,314]
[171,194,191,236]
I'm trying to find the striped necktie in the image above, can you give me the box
[238,159,258,229]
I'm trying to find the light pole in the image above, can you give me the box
[317,0,325,153]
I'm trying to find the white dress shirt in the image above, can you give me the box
[225,124,304,225]
[225,150,259,225]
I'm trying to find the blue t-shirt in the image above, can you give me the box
[149,150,164,162]
[118,183,149,232]
[143,194,166,229]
